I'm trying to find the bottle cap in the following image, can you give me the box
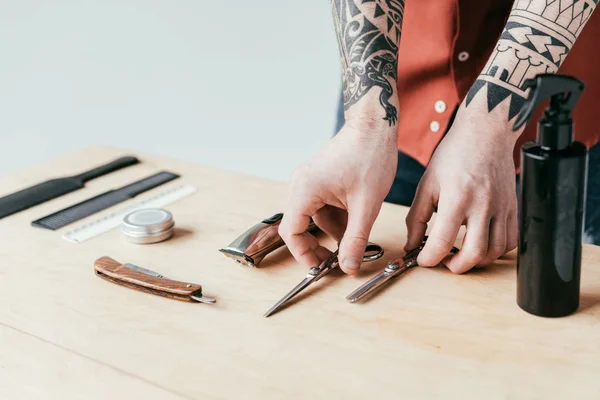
[121,208,174,244]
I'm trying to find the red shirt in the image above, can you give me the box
[396,0,600,167]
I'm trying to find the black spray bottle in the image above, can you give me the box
[512,73,588,318]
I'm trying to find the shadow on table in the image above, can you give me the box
[579,292,600,313]
[172,227,194,240]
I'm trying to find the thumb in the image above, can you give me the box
[339,199,380,275]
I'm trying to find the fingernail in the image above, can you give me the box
[343,258,361,271]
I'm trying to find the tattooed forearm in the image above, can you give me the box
[466,0,598,120]
[332,0,404,126]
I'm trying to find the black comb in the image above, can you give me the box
[0,156,139,220]
[31,171,180,230]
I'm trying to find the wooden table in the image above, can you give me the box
[1,147,599,400]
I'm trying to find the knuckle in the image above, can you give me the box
[417,254,434,267]
[405,210,423,225]
[290,165,309,185]
[417,250,441,266]
[488,246,506,259]
[447,262,470,275]
[473,198,493,216]
[478,248,504,266]
[511,201,518,213]
[463,174,492,194]
[482,201,494,216]
[463,248,487,265]
[480,180,493,194]
[506,238,518,252]
[453,182,470,197]
[442,188,466,205]
[426,236,454,252]
[296,245,314,259]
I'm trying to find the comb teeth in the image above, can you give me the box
[31,172,179,231]
[32,192,127,230]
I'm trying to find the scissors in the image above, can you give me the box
[264,242,384,317]
[346,237,459,303]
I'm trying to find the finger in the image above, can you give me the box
[279,206,322,268]
[477,216,507,266]
[506,206,518,253]
[338,198,380,275]
[313,205,348,243]
[315,245,334,263]
[445,216,490,274]
[405,181,436,251]
[417,197,463,267]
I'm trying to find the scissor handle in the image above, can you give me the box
[318,243,382,278]
[362,242,384,261]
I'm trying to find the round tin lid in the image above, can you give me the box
[122,208,174,236]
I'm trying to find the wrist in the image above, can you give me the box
[344,113,398,137]
[449,107,519,153]
[458,92,522,144]
[343,88,399,136]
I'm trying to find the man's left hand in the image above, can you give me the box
[404,107,519,273]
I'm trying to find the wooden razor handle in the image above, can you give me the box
[94,256,203,302]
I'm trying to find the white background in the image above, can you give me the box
[0,0,340,181]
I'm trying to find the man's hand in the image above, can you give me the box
[405,108,519,274]
[301,0,402,273]
[279,119,397,274]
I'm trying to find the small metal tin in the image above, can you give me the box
[121,208,174,244]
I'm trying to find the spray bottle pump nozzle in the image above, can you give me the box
[513,74,585,150]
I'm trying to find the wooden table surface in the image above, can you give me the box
[1,147,599,400]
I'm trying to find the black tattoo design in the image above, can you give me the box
[466,0,597,120]
[332,0,404,126]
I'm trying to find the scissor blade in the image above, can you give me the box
[346,262,412,303]
[264,276,315,318]
[346,271,397,303]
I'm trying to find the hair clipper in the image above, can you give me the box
[219,213,319,267]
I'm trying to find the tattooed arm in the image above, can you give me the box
[466,0,598,121]
[333,0,403,126]
[279,1,405,274]
[406,1,598,274]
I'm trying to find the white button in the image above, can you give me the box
[458,51,470,62]
[430,121,440,133]
[434,100,446,113]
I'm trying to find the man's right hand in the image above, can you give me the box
[279,116,397,275]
